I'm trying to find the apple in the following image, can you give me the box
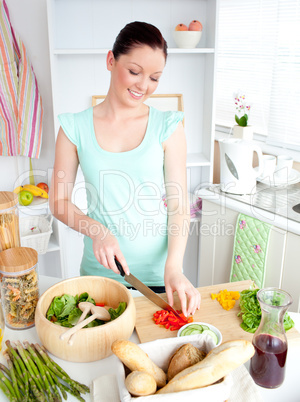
[175,23,188,31]
[37,182,49,193]
[188,20,203,31]
[19,190,34,206]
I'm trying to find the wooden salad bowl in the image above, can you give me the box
[35,276,136,362]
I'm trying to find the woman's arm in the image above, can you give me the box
[49,128,129,275]
[162,122,201,316]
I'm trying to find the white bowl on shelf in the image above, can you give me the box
[173,30,202,49]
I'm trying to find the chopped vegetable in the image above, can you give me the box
[46,292,126,328]
[211,289,240,310]
[153,310,193,331]
[179,323,219,344]
[108,302,127,320]
[46,292,96,327]
[237,288,295,333]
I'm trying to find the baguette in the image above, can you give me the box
[111,340,167,388]
[157,339,255,394]
[125,371,157,396]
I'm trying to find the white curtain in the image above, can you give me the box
[216,0,300,150]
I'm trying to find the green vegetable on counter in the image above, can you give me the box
[237,288,295,333]
[46,292,126,328]
[0,340,89,401]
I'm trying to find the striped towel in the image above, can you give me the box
[0,0,43,158]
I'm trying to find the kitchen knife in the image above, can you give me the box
[114,258,182,318]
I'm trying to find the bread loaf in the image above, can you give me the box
[125,371,157,396]
[157,339,255,394]
[111,340,167,388]
[167,343,206,381]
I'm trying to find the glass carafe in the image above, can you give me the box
[250,288,293,388]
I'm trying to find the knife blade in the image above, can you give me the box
[114,258,182,318]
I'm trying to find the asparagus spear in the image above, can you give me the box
[0,369,18,401]
[15,341,45,396]
[59,382,85,402]
[39,345,89,393]
[3,354,22,401]
[24,341,55,402]
[0,340,90,402]
[48,370,68,401]
[6,341,29,397]
[34,343,89,394]
[27,373,45,402]
[0,377,17,402]
[0,362,12,379]
[0,359,25,398]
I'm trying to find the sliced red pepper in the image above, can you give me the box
[95,302,105,307]
[153,309,194,331]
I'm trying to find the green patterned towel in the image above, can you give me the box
[230,213,272,288]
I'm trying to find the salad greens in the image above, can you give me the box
[46,292,126,328]
[237,288,294,333]
[108,302,127,320]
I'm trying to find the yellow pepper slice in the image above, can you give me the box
[210,289,240,310]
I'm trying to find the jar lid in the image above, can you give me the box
[0,191,18,210]
[0,247,38,273]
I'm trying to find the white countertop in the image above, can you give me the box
[197,186,300,236]
[1,275,299,402]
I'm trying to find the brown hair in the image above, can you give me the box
[112,21,168,61]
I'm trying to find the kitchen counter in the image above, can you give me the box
[197,184,300,235]
[1,275,300,402]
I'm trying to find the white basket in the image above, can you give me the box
[20,214,53,254]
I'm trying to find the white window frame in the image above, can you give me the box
[215,0,300,162]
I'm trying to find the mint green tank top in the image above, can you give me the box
[58,106,184,286]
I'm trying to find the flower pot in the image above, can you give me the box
[233,125,253,141]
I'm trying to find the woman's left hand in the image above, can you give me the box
[164,269,201,317]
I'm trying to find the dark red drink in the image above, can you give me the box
[250,333,287,388]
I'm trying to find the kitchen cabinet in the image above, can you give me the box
[46,0,219,281]
[199,198,300,313]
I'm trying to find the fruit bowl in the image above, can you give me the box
[35,276,136,362]
[173,31,202,49]
[177,322,222,346]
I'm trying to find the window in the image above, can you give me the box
[216,0,300,151]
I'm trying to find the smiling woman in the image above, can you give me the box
[50,21,201,317]
[92,94,184,115]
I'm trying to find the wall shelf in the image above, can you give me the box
[46,236,60,253]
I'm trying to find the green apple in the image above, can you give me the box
[19,190,34,206]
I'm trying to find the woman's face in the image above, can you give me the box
[107,45,166,107]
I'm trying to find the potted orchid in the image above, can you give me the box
[233,93,253,140]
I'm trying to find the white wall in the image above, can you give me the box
[1,0,55,190]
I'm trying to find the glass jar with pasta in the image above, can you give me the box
[0,191,20,251]
[0,247,39,329]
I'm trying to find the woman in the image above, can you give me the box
[49,21,200,316]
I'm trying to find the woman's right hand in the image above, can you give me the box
[91,225,130,275]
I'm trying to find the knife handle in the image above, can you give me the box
[114,257,125,277]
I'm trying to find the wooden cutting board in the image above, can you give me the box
[134,280,300,344]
